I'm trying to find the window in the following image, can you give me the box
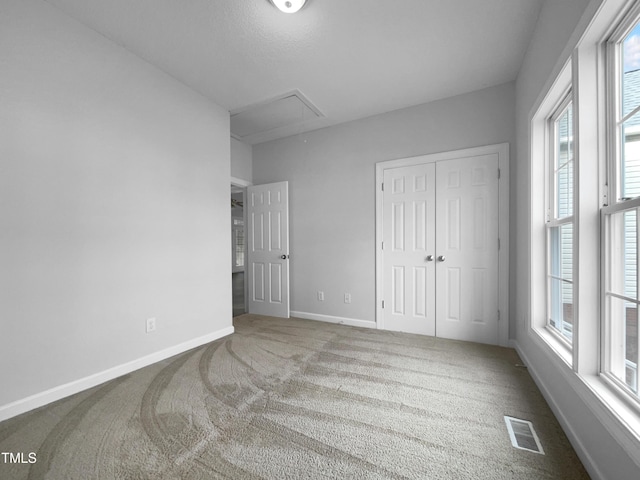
[547,94,575,345]
[529,58,573,366]
[530,0,640,458]
[232,218,245,270]
[603,12,640,399]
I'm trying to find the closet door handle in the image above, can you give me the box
[426,255,434,262]
[437,255,446,262]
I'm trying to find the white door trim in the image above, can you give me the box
[231,176,252,188]
[375,143,510,346]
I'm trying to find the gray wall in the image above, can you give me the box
[253,82,515,325]
[514,0,639,478]
[231,138,253,184]
[0,0,232,408]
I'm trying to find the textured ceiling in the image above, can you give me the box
[45,0,544,144]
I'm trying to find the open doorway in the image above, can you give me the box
[231,185,246,317]
[230,179,290,319]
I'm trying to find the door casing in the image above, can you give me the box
[375,143,510,346]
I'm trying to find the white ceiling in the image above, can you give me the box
[45,0,544,144]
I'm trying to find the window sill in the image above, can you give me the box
[534,325,573,368]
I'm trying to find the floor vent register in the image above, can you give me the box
[504,416,545,454]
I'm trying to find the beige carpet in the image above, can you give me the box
[0,314,590,479]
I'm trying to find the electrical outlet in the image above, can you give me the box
[344,293,351,304]
[317,291,324,301]
[146,317,156,333]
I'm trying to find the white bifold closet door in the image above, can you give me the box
[382,153,499,344]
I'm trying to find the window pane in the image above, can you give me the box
[607,295,638,394]
[621,23,640,199]
[548,223,573,342]
[549,277,573,341]
[554,102,573,218]
[549,224,573,281]
[234,228,245,268]
[609,209,637,300]
[622,23,640,119]
[628,311,639,393]
[556,161,574,218]
[626,210,638,300]
[621,115,640,199]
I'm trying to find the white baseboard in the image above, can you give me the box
[0,325,234,422]
[291,311,376,329]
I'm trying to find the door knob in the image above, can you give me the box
[426,255,434,262]
[438,255,446,262]
[280,254,289,260]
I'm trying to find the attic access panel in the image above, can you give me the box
[230,90,323,140]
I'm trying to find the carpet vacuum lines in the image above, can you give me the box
[0,314,590,479]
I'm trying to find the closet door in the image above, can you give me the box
[382,163,436,335]
[434,154,500,344]
[381,153,501,344]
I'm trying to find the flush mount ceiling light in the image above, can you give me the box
[269,0,307,13]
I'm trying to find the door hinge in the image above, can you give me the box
[498,168,501,179]
[381,182,384,191]
[382,300,385,309]
[381,241,384,250]
[498,238,501,250]
[497,310,501,322]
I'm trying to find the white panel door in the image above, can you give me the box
[435,154,499,344]
[381,153,500,344]
[247,181,290,318]
[382,164,436,335]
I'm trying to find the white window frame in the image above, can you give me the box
[546,92,575,348]
[601,2,640,405]
[530,60,574,367]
